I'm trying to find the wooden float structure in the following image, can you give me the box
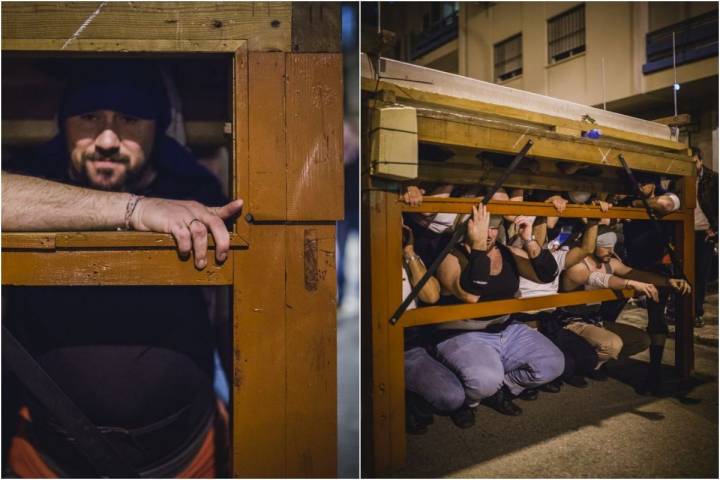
[361,53,696,475]
[1,3,343,477]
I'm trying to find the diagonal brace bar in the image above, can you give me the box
[389,139,534,324]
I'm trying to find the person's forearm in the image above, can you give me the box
[404,252,440,304]
[607,275,631,290]
[533,219,548,247]
[523,239,541,259]
[2,173,129,231]
[619,268,670,287]
[580,221,599,254]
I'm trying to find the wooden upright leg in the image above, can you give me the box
[675,176,696,377]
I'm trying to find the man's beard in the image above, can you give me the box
[73,153,138,191]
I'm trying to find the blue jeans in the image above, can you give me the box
[405,346,465,413]
[434,322,565,399]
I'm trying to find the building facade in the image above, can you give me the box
[367,1,718,169]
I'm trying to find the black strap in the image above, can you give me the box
[2,325,140,478]
[389,139,534,324]
[617,154,689,283]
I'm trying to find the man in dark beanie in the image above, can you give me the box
[4,59,234,477]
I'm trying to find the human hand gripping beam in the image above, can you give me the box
[388,139,534,325]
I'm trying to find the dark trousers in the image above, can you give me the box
[695,231,715,317]
[529,313,598,380]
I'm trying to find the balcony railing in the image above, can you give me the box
[643,10,718,75]
[410,11,458,60]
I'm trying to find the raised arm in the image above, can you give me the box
[509,215,559,283]
[2,173,243,269]
[402,225,440,304]
[631,192,680,217]
[564,219,599,269]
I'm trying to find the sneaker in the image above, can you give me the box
[480,386,522,416]
[694,316,705,328]
[565,375,589,388]
[406,391,434,427]
[539,379,562,393]
[587,367,609,381]
[515,388,539,401]
[450,405,476,429]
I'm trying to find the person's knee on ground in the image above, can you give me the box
[604,322,650,358]
[404,346,465,413]
[433,333,505,404]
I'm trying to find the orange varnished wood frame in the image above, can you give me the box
[1,10,343,474]
[366,180,696,474]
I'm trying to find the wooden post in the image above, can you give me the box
[675,175,696,376]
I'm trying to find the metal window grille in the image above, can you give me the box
[548,4,585,64]
[494,34,523,82]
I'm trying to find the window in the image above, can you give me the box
[643,9,718,75]
[547,4,585,64]
[494,34,523,82]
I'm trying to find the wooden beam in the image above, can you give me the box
[2,232,249,250]
[248,52,287,220]
[416,116,694,177]
[285,54,344,221]
[232,227,287,477]
[402,289,633,327]
[2,2,291,52]
[653,113,692,126]
[291,2,341,53]
[361,73,687,151]
[2,250,234,285]
[285,225,338,477]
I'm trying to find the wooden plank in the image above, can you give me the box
[234,45,250,240]
[2,232,249,250]
[676,175,696,376]
[1,233,55,250]
[248,52,287,221]
[400,198,687,222]
[2,2,291,52]
[653,113,692,126]
[291,2,341,53]
[384,192,405,470]
[402,289,634,328]
[416,116,695,177]
[2,250,233,286]
[285,225,337,477]
[286,54,344,221]
[368,189,391,474]
[360,71,687,153]
[232,227,287,477]
[2,38,245,52]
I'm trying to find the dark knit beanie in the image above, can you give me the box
[58,60,170,131]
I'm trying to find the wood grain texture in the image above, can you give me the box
[384,193,405,470]
[248,52,287,221]
[416,116,695,177]
[361,77,687,153]
[2,232,249,249]
[368,190,391,474]
[291,2,341,53]
[285,225,337,477]
[232,227,287,477]
[2,250,233,286]
[400,199,687,221]
[2,2,291,52]
[286,54,344,221]
[234,45,251,240]
[402,289,634,327]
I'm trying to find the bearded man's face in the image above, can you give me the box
[65,110,155,191]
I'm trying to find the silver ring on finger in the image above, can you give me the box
[187,218,203,228]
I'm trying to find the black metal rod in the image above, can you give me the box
[617,153,688,282]
[2,325,140,478]
[389,139,534,325]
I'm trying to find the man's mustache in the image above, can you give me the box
[83,153,130,166]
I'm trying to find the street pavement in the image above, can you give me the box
[398,294,719,478]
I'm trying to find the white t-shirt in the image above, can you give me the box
[517,247,569,299]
